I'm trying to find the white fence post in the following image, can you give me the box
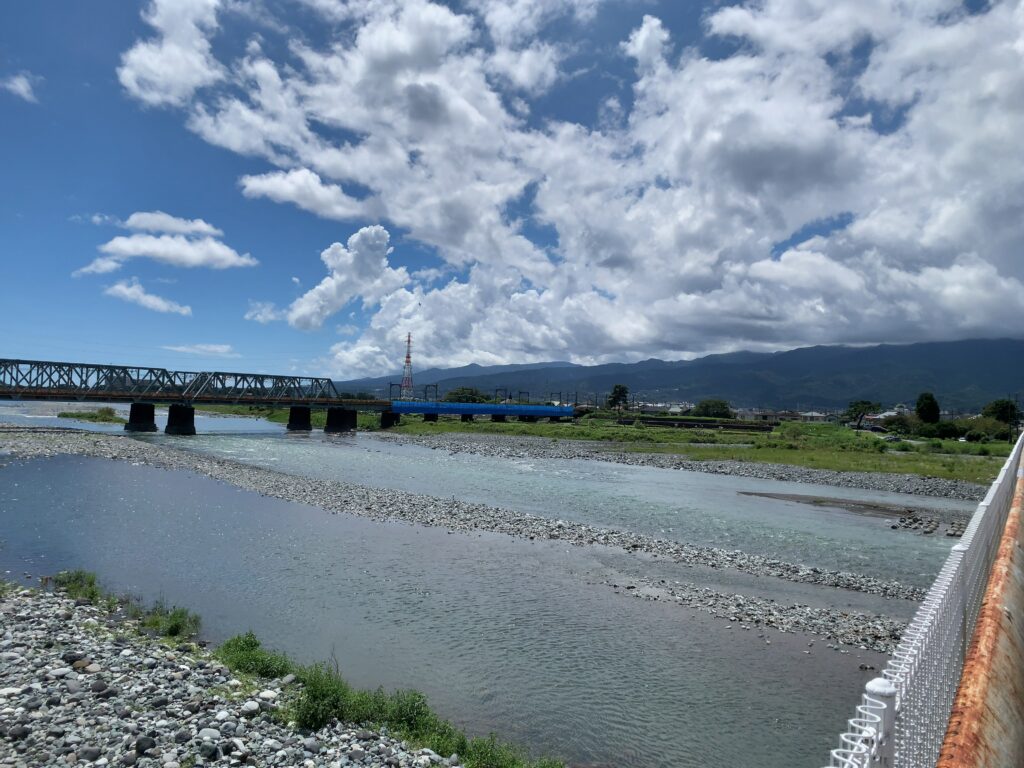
[865,678,897,766]
[823,433,1024,768]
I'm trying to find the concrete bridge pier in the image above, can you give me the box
[324,407,357,433]
[491,414,506,423]
[461,414,474,423]
[423,413,438,423]
[165,404,196,436]
[124,402,157,432]
[287,406,312,431]
[380,412,401,429]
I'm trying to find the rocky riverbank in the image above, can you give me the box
[1,426,923,651]
[371,432,988,501]
[0,427,923,602]
[0,586,451,768]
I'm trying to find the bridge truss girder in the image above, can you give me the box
[0,358,360,407]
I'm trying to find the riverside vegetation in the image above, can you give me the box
[1,572,562,768]
[55,406,126,425]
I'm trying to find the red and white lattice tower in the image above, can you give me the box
[399,333,414,400]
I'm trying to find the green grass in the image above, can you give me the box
[215,631,294,678]
[139,600,202,638]
[57,406,126,424]
[51,570,201,639]
[214,632,563,768]
[53,569,103,601]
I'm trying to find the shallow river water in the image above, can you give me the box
[2,455,889,768]
[0,403,973,766]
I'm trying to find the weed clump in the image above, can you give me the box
[140,600,201,638]
[53,569,103,602]
[214,633,564,768]
[214,631,293,678]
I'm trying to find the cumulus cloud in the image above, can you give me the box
[75,213,255,275]
[244,300,283,324]
[287,225,409,329]
[118,0,224,106]
[239,169,372,220]
[103,278,192,315]
[1,71,41,103]
[161,343,240,357]
[117,0,1024,376]
[123,210,223,236]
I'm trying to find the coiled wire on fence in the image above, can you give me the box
[826,433,1024,768]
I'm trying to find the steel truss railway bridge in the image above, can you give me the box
[0,358,575,435]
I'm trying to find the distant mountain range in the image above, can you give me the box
[334,338,1024,411]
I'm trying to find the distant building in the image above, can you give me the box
[798,411,828,422]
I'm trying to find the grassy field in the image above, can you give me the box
[193,405,1013,484]
[57,406,126,424]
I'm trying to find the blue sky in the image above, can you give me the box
[2,1,1022,377]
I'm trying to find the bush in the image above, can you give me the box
[935,421,966,439]
[215,632,294,678]
[293,662,352,730]
[140,600,201,639]
[53,570,103,602]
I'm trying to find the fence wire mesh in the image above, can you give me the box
[825,433,1024,768]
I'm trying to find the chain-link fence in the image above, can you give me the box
[825,433,1024,768]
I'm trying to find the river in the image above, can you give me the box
[0,402,971,766]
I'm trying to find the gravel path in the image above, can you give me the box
[0,587,453,768]
[371,431,988,501]
[0,426,917,651]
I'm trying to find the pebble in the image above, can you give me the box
[1,589,457,768]
[1,426,943,653]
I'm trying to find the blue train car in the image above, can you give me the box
[390,401,575,418]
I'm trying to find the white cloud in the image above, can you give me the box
[244,300,284,323]
[79,234,256,274]
[116,0,1024,376]
[239,169,372,220]
[1,71,41,103]
[622,15,669,71]
[162,343,240,357]
[75,212,255,275]
[104,278,192,315]
[287,225,410,329]
[124,210,223,236]
[118,0,225,106]
[487,42,561,93]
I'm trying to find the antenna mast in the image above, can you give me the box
[400,333,414,400]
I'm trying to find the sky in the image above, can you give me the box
[2,0,1023,378]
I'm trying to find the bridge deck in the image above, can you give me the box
[0,359,577,415]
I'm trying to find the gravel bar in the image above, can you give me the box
[0,587,456,768]
[0,426,917,650]
[372,431,988,501]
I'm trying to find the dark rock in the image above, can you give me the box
[198,741,219,759]
[80,746,102,761]
[135,736,156,754]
